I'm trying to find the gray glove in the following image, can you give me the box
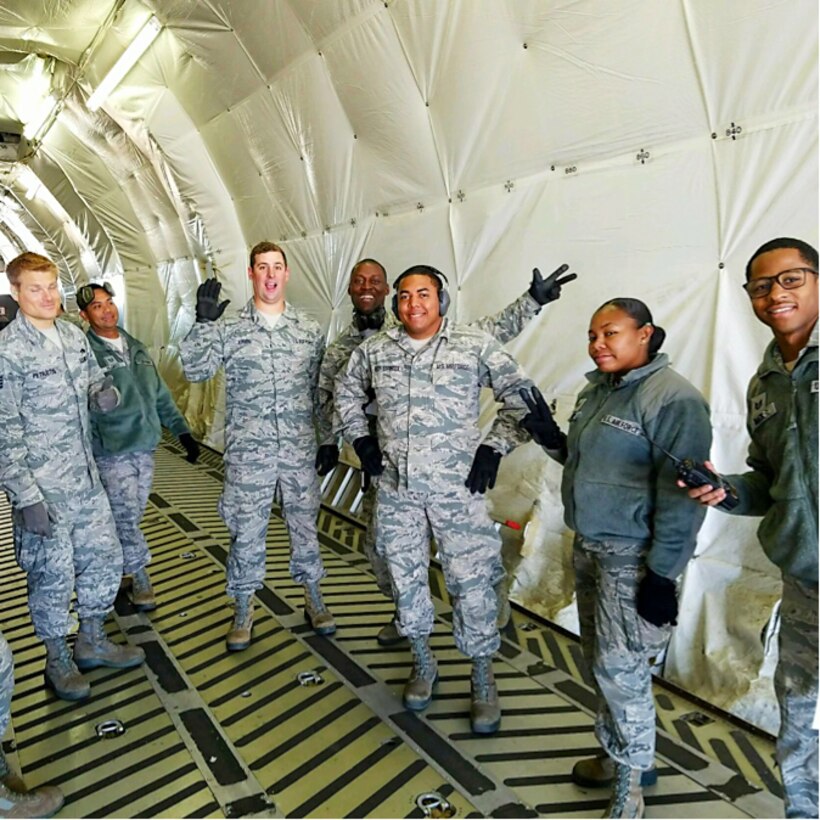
[21,502,52,538]
[96,375,120,413]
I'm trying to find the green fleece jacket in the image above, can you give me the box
[725,326,818,583]
[87,328,189,457]
[559,353,711,579]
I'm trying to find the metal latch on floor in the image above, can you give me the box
[297,670,324,687]
[416,792,455,818]
[95,719,125,739]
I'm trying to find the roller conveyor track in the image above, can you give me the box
[0,437,782,818]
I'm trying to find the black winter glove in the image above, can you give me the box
[466,444,502,495]
[353,435,384,478]
[315,444,340,476]
[179,433,201,464]
[20,502,52,538]
[529,264,578,306]
[519,386,565,450]
[637,568,678,627]
[196,279,230,323]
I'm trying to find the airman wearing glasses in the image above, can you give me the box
[686,238,818,819]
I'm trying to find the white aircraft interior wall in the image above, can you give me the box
[0,0,816,735]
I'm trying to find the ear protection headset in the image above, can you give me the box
[391,265,450,319]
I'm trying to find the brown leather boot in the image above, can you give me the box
[0,779,64,818]
[226,596,254,651]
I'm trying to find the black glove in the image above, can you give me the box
[529,264,578,305]
[196,279,230,323]
[353,435,384,477]
[179,433,200,464]
[519,386,565,450]
[20,502,52,538]
[315,444,340,476]
[637,568,678,627]
[466,445,502,495]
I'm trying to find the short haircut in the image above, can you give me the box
[249,241,287,269]
[350,258,387,282]
[745,238,818,281]
[393,265,448,293]
[6,252,57,287]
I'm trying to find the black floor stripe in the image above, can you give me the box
[449,725,593,741]
[187,627,285,682]
[180,708,247,785]
[392,711,495,796]
[542,630,571,674]
[238,681,346,748]
[84,762,200,818]
[136,779,212,820]
[286,732,397,818]
[173,626,253,660]
[212,653,316,712]
[476,745,601,763]
[270,715,382,793]
[249,695,358,766]
[655,734,710,771]
[23,708,167,772]
[184,800,222,819]
[60,740,187,797]
[709,737,743,776]
[304,634,377,687]
[674,717,704,753]
[221,678,303,728]
[345,759,428,818]
[730,729,783,797]
[428,705,579,721]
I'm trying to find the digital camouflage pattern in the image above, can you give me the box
[0,631,12,775]
[335,319,534,655]
[180,300,327,595]
[0,314,122,638]
[96,451,155,575]
[319,290,543,600]
[573,535,670,772]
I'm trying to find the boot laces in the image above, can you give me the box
[472,658,493,699]
[233,597,251,626]
[305,584,326,613]
[47,641,75,673]
[132,569,151,596]
[409,639,435,679]
[610,764,633,815]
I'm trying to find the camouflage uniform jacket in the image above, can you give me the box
[180,299,325,464]
[560,353,711,579]
[318,291,543,445]
[335,318,534,493]
[0,314,109,508]
[725,325,818,583]
[87,327,189,457]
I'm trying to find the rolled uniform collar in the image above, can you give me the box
[584,352,670,388]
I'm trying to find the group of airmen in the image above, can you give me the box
[0,236,814,820]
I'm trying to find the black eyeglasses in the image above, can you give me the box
[743,268,818,300]
[77,281,115,310]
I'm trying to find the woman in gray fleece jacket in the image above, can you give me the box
[521,298,712,819]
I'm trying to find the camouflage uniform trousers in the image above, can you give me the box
[362,477,508,602]
[13,482,122,639]
[376,483,501,657]
[573,535,670,771]
[0,631,11,776]
[219,453,325,598]
[95,450,155,576]
[776,574,818,819]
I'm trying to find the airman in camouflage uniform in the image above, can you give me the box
[180,242,335,651]
[335,266,535,734]
[0,630,64,816]
[79,282,200,612]
[0,253,145,704]
[688,239,818,819]
[318,260,576,645]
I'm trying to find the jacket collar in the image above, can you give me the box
[757,322,818,377]
[239,298,292,325]
[386,316,450,353]
[585,352,669,388]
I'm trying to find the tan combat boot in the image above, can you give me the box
[74,619,145,671]
[226,596,254,651]
[376,608,407,647]
[128,568,157,612]
[0,779,64,819]
[403,638,438,711]
[572,753,657,788]
[304,583,336,636]
[604,764,644,819]
[470,656,501,734]
[44,638,90,701]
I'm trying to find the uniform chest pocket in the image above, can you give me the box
[133,350,154,368]
[432,361,474,394]
[25,366,65,400]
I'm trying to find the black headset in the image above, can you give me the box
[391,265,450,319]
